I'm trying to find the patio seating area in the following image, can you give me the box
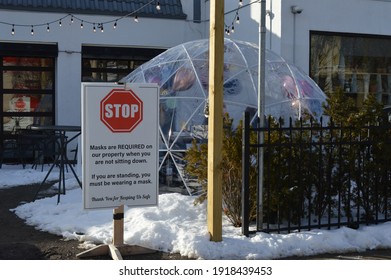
[0,126,78,170]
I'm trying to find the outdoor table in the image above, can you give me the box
[30,125,82,204]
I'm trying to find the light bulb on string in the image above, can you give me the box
[100,24,104,32]
[31,25,34,35]
[80,21,84,29]
[70,15,74,24]
[113,21,117,29]
[59,20,62,27]
[236,13,240,24]
[134,15,139,22]
[47,24,50,32]
[239,0,243,7]
[231,25,235,33]
[93,24,96,32]
[11,24,15,35]
[156,1,161,11]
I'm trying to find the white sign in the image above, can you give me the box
[81,83,159,209]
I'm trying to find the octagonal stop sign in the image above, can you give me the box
[100,89,143,133]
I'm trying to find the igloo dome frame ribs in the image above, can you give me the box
[121,38,327,195]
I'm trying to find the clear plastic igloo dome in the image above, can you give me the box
[121,38,327,195]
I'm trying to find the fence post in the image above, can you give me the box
[242,111,250,236]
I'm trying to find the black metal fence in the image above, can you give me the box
[242,111,391,235]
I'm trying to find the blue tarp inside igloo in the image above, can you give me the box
[120,38,327,195]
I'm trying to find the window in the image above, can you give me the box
[1,43,57,135]
[82,46,165,82]
[310,31,391,107]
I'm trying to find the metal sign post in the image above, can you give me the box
[257,0,266,231]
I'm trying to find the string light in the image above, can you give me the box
[1,0,249,37]
[224,3,243,37]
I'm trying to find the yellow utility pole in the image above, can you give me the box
[207,0,224,242]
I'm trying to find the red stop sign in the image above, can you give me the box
[100,89,143,133]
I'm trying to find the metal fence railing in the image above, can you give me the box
[242,111,391,235]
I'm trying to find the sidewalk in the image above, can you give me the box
[281,248,391,260]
